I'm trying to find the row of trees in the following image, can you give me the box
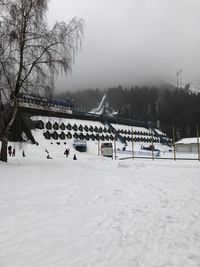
[58,85,200,139]
[58,88,103,112]
[0,0,84,162]
[107,86,200,138]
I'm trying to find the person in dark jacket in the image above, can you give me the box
[64,148,69,157]
[8,145,12,156]
[73,154,77,160]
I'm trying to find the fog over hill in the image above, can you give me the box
[48,0,200,92]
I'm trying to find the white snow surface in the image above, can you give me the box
[1,140,200,267]
[176,137,199,145]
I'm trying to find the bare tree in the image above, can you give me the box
[0,0,84,162]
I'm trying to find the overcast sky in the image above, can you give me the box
[48,0,200,91]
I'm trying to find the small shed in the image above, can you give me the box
[176,138,200,153]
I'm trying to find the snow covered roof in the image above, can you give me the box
[176,137,199,145]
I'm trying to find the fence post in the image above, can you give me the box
[197,125,200,161]
[98,133,100,156]
[131,126,134,160]
[172,127,176,161]
[114,134,117,160]
[151,129,154,160]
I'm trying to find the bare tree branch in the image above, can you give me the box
[0,0,84,162]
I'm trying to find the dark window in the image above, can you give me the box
[73,124,78,131]
[79,133,84,140]
[43,131,51,139]
[89,126,94,132]
[60,123,65,130]
[37,120,44,129]
[84,125,89,132]
[95,135,100,141]
[94,126,99,133]
[53,122,59,130]
[103,127,107,133]
[105,135,109,141]
[66,123,72,131]
[73,133,78,139]
[59,132,65,140]
[100,135,105,141]
[98,127,103,133]
[51,131,58,140]
[46,121,52,130]
[66,132,72,139]
[90,134,95,141]
[110,135,114,141]
[78,125,83,131]
[85,134,89,140]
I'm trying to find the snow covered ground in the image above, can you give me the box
[1,141,200,267]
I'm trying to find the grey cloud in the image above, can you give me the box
[48,0,200,90]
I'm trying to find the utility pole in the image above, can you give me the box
[179,69,182,88]
[131,126,134,159]
[176,69,182,89]
[172,127,176,161]
[176,71,179,89]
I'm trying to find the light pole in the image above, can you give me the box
[176,71,179,88]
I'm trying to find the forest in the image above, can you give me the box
[56,85,200,139]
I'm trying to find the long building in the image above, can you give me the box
[9,94,171,148]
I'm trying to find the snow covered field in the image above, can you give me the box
[1,142,200,267]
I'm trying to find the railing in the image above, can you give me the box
[100,115,127,144]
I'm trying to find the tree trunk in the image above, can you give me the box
[0,138,8,162]
[0,99,18,163]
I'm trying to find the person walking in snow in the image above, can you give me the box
[12,148,15,157]
[64,148,69,157]
[8,145,12,156]
[73,154,77,160]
